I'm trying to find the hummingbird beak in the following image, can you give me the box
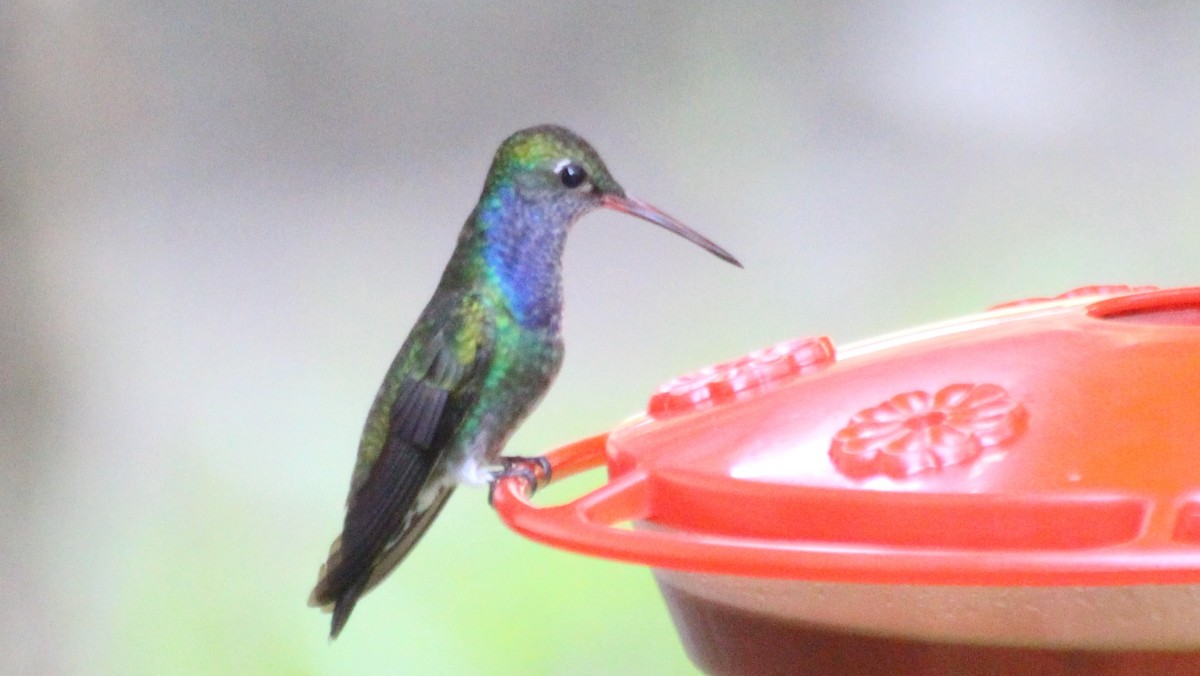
[600,194,743,268]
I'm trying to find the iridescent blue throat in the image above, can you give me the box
[476,184,573,331]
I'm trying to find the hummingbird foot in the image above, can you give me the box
[487,455,552,506]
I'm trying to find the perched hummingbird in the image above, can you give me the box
[309,125,740,638]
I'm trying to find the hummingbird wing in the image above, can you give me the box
[310,292,496,638]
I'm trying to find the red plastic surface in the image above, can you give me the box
[647,336,835,416]
[492,285,1200,584]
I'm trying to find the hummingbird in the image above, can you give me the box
[309,125,740,638]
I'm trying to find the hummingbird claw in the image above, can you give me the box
[516,455,553,486]
[487,455,552,506]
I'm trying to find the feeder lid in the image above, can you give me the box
[492,285,1200,585]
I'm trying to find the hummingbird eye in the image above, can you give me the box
[556,162,589,189]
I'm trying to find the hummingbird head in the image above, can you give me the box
[483,125,741,267]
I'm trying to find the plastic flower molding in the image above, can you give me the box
[830,383,1025,478]
[988,284,1157,310]
[647,337,835,417]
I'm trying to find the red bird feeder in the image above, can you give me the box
[492,285,1200,675]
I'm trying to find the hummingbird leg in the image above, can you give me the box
[504,455,553,487]
[486,455,552,506]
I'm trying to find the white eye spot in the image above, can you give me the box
[554,159,589,189]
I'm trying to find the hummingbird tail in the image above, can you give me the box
[309,485,456,638]
[329,579,366,639]
[311,330,489,637]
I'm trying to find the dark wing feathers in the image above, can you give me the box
[387,376,447,451]
[311,295,494,637]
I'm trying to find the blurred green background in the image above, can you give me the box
[4,2,1200,674]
